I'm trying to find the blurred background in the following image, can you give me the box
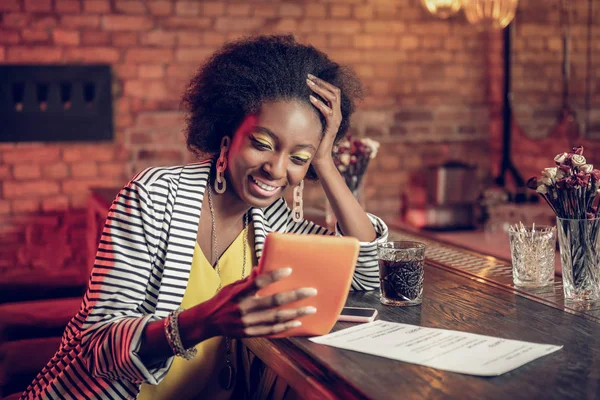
[0,0,598,395]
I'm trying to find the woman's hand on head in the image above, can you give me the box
[198,267,317,338]
[307,74,342,170]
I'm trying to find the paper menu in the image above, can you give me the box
[309,320,562,376]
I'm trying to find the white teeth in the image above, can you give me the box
[252,177,277,191]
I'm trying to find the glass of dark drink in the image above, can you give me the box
[378,241,425,306]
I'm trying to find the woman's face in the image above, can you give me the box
[225,100,322,209]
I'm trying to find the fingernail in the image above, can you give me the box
[307,73,316,80]
[291,320,302,327]
[309,95,317,102]
[280,267,292,276]
[303,306,317,314]
[305,288,318,296]
[306,78,315,86]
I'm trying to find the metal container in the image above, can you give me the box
[424,162,478,230]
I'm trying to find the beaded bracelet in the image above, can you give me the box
[164,307,197,360]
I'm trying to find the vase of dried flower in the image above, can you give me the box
[557,217,600,302]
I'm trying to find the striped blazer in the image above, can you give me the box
[22,160,388,400]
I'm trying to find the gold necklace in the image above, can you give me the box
[206,185,248,390]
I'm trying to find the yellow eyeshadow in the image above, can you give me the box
[292,151,312,161]
[252,133,274,147]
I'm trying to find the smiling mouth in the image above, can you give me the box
[250,176,280,192]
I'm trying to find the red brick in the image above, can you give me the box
[125,80,169,99]
[254,4,276,17]
[1,13,30,28]
[71,161,98,178]
[102,15,153,31]
[62,146,115,162]
[315,20,360,34]
[0,165,11,179]
[166,63,197,79]
[12,198,40,214]
[13,164,42,180]
[305,4,325,18]
[65,47,120,63]
[61,178,108,195]
[214,17,263,32]
[140,30,177,46]
[148,0,173,16]
[329,35,352,48]
[115,1,147,14]
[279,3,303,17]
[138,64,165,79]
[136,111,184,128]
[24,0,52,12]
[354,5,373,19]
[55,0,81,13]
[354,35,396,49]
[0,201,10,216]
[30,15,58,29]
[0,30,20,45]
[83,0,110,13]
[126,48,173,62]
[175,48,213,62]
[176,31,202,46]
[202,2,225,16]
[4,181,60,198]
[21,29,50,43]
[0,0,21,11]
[162,16,212,29]
[203,32,225,47]
[175,1,200,16]
[98,162,125,178]
[81,31,111,45]
[366,21,405,34]
[227,3,251,16]
[52,30,80,46]
[42,196,69,212]
[331,5,351,18]
[7,46,63,62]
[113,63,138,78]
[43,162,69,179]
[61,15,101,29]
[112,32,139,47]
[4,147,60,164]
[400,36,419,50]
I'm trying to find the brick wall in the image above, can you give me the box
[0,0,510,274]
[495,0,600,184]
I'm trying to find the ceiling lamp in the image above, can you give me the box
[420,0,462,19]
[462,0,520,30]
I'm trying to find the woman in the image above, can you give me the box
[22,35,388,400]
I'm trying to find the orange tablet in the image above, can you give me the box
[256,232,360,338]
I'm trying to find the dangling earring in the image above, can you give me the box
[215,136,230,194]
[292,180,304,223]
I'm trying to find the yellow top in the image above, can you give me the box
[138,226,255,400]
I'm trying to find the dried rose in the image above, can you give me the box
[591,169,600,183]
[339,153,351,166]
[576,172,590,187]
[541,176,553,185]
[556,169,565,180]
[580,164,593,173]
[542,167,558,179]
[558,164,572,174]
[536,185,548,194]
[566,176,579,188]
[572,154,586,166]
[573,145,584,155]
[526,177,538,190]
[554,152,568,164]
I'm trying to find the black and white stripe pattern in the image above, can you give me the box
[21,160,388,400]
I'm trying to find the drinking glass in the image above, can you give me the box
[378,241,425,306]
